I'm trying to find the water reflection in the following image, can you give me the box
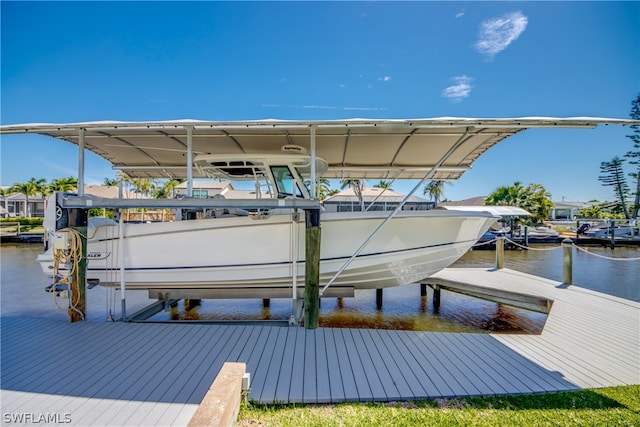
[160,284,546,334]
[4,242,636,333]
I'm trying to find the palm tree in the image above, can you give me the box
[49,176,78,192]
[373,180,392,190]
[153,179,184,199]
[485,181,527,207]
[314,178,333,201]
[131,178,157,198]
[423,180,450,208]
[103,177,119,186]
[340,179,366,211]
[486,181,553,223]
[10,178,46,217]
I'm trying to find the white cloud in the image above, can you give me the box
[442,75,473,102]
[455,11,464,19]
[475,11,528,60]
[378,76,391,82]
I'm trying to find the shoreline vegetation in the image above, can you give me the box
[237,385,640,426]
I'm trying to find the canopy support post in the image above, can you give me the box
[78,128,85,197]
[186,125,194,197]
[119,208,127,321]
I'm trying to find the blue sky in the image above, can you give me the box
[1,1,638,202]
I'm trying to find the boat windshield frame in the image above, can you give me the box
[194,153,323,200]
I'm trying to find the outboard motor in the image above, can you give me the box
[577,223,591,235]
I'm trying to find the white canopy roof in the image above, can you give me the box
[1,117,636,180]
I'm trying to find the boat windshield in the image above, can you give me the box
[271,166,304,198]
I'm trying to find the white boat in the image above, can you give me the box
[3,117,636,304]
[38,152,497,298]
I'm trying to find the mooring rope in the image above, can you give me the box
[471,238,497,247]
[51,227,86,320]
[503,236,563,251]
[572,243,640,262]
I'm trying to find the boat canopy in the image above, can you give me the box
[1,117,637,180]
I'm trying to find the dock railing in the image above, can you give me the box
[0,221,20,236]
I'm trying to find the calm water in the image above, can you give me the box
[1,242,638,333]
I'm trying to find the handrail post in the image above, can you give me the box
[562,238,573,285]
[496,236,505,269]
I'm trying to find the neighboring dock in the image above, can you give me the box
[1,268,638,426]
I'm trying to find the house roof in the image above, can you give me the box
[2,117,634,181]
[441,196,487,206]
[83,185,143,199]
[175,180,233,190]
[324,187,429,203]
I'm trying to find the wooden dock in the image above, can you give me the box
[1,268,638,426]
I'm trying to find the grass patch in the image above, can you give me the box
[237,385,640,426]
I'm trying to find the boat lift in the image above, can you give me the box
[2,117,637,327]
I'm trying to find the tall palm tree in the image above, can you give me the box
[340,179,366,211]
[10,178,46,217]
[423,180,449,208]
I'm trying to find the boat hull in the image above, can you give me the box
[39,210,497,294]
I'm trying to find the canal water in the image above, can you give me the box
[1,242,638,333]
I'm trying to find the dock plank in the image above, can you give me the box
[341,328,373,401]
[303,329,317,403]
[315,330,332,403]
[256,326,289,403]
[273,327,297,403]
[328,328,358,401]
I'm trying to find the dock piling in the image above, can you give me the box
[433,284,441,311]
[562,238,573,285]
[304,208,321,329]
[376,289,383,310]
[496,236,505,269]
[420,283,427,297]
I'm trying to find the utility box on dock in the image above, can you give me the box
[52,231,71,251]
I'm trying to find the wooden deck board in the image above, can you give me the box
[328,328,358,401]
[303,329,317,402]
[287,327,306,402]
[252,326,287,403]
[315,329,332,403]
[367,329,416,399]
[350,328,391,401]
[273,327,297,403]
[383,330,440,397]
[1,268,638,426]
